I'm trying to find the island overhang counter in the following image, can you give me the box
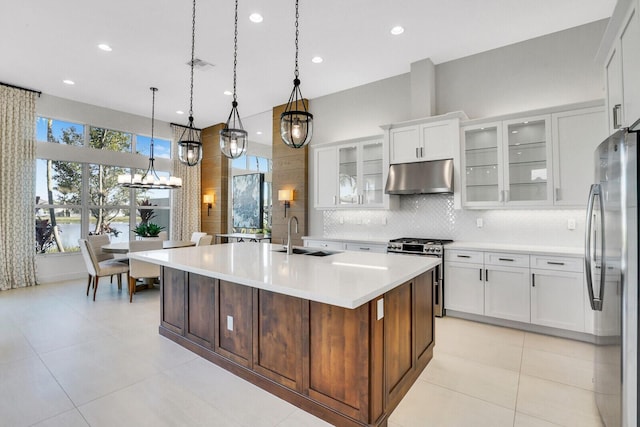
[130,243,439,427]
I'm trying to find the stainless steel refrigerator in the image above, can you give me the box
[585,127,638,427]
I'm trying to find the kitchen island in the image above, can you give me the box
[130,243,439,427]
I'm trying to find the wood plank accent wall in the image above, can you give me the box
[271,102,309,245]
[200,123,228,237]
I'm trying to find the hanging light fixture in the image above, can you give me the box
[280,0,313,149]
[220,0,248,159]
[177,0,203,166]
[119,88,182,189]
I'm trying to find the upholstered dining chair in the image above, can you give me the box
[127,240,163,303]
[196,234,213,246]
[190,231,207,244]
[79,239,129,301]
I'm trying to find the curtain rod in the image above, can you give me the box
[0,81,42,97]
[170,122,202,131]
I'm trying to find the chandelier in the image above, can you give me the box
[118,88,182,189]
[177,0,203,166]
[280,0,313,148]
[220,0,248,159]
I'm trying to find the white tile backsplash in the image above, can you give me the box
[323,194,585,247]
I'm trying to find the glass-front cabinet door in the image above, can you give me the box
[462,122,503,206]
[338,145,358,205]
[502,116,553,205]
[360,140,383,206]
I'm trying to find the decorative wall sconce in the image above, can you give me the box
[278,189,294,218]
[203,194,214,216]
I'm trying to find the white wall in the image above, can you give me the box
[435,20,608,119]
[308,20,608,241]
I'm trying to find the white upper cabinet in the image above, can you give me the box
[602,0,640,131]
[551,106,608,206]
[462,115,553,207]
[313,137,395,210]
[461,102,607,209]
[388,116,463,164]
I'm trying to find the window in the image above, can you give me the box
[89,126,132,152]
[36,117,84,145]
[230,154,273,234]
[136,135,171,159]
[35,159,83,253]
[35,117,175,254]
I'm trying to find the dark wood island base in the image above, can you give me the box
[159,266,436,427]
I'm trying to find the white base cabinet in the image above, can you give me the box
[446,249,588,334]
[445,261,484,315]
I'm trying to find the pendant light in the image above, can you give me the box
[177,0,203,166]
[280,0,313,149]
[220,0,248,159]
[118,88,182,189]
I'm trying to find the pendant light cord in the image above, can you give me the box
[189,0,196,119]
[294,0,299,79]
[232,0,239,104]
[150,87,156,161]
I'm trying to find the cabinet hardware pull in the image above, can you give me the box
[420,147,424,158]
[415,147,419,158]
[547,261,565,266]
[498,258,514,262]
[333,195,337,205]
[479,268,483,281]
[532,273,535,287]
[555,188,561,201]
[457,255,471,258]
[485,269,489,282]
[360,247,370,251]
[613,104,622,129]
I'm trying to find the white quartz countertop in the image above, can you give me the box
[447,242,584,257]
[302,236,389,245]
[129,243,439,309]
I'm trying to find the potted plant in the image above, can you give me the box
[133,222,164,239]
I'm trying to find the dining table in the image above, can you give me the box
[101,239,196,254]
[214,233,272,244]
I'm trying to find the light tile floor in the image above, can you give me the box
[0,279,603,427]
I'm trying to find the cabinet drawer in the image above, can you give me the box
[344,243,387,253]
[530,255,583,272]
[445,250,483,264]
[305,240,345,251]
[484,252,529,268]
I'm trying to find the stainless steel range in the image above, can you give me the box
[387,237,453,317]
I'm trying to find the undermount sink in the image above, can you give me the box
[272,248,340,257]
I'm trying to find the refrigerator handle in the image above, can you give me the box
[612,104,622,129]
[584,184,604,311]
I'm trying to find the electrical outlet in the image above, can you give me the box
[476,218,483,228]
[377,298,384,320]
[568,218,576,230]
[227,315,233,331]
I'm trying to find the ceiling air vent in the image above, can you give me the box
[186,58,215,71]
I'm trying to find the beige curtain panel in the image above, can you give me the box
[170,125,201,240]
[0,85,37,290]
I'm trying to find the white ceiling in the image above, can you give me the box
[0,0,615,145]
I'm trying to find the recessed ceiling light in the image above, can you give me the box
[63,79,75,85]
[176,110,184,115]
[311,56,323,64]
[249,13,263,23]
[98,43,112,52]
[512,130,519,134]
[256,131,263,135]
[223,90,232,96]
[390,26,404,35]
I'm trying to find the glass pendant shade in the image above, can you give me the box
[177,116,203,166]
[281,79,313,148]
[220,102,248,159]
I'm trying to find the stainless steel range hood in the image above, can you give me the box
[384,158,453,195]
